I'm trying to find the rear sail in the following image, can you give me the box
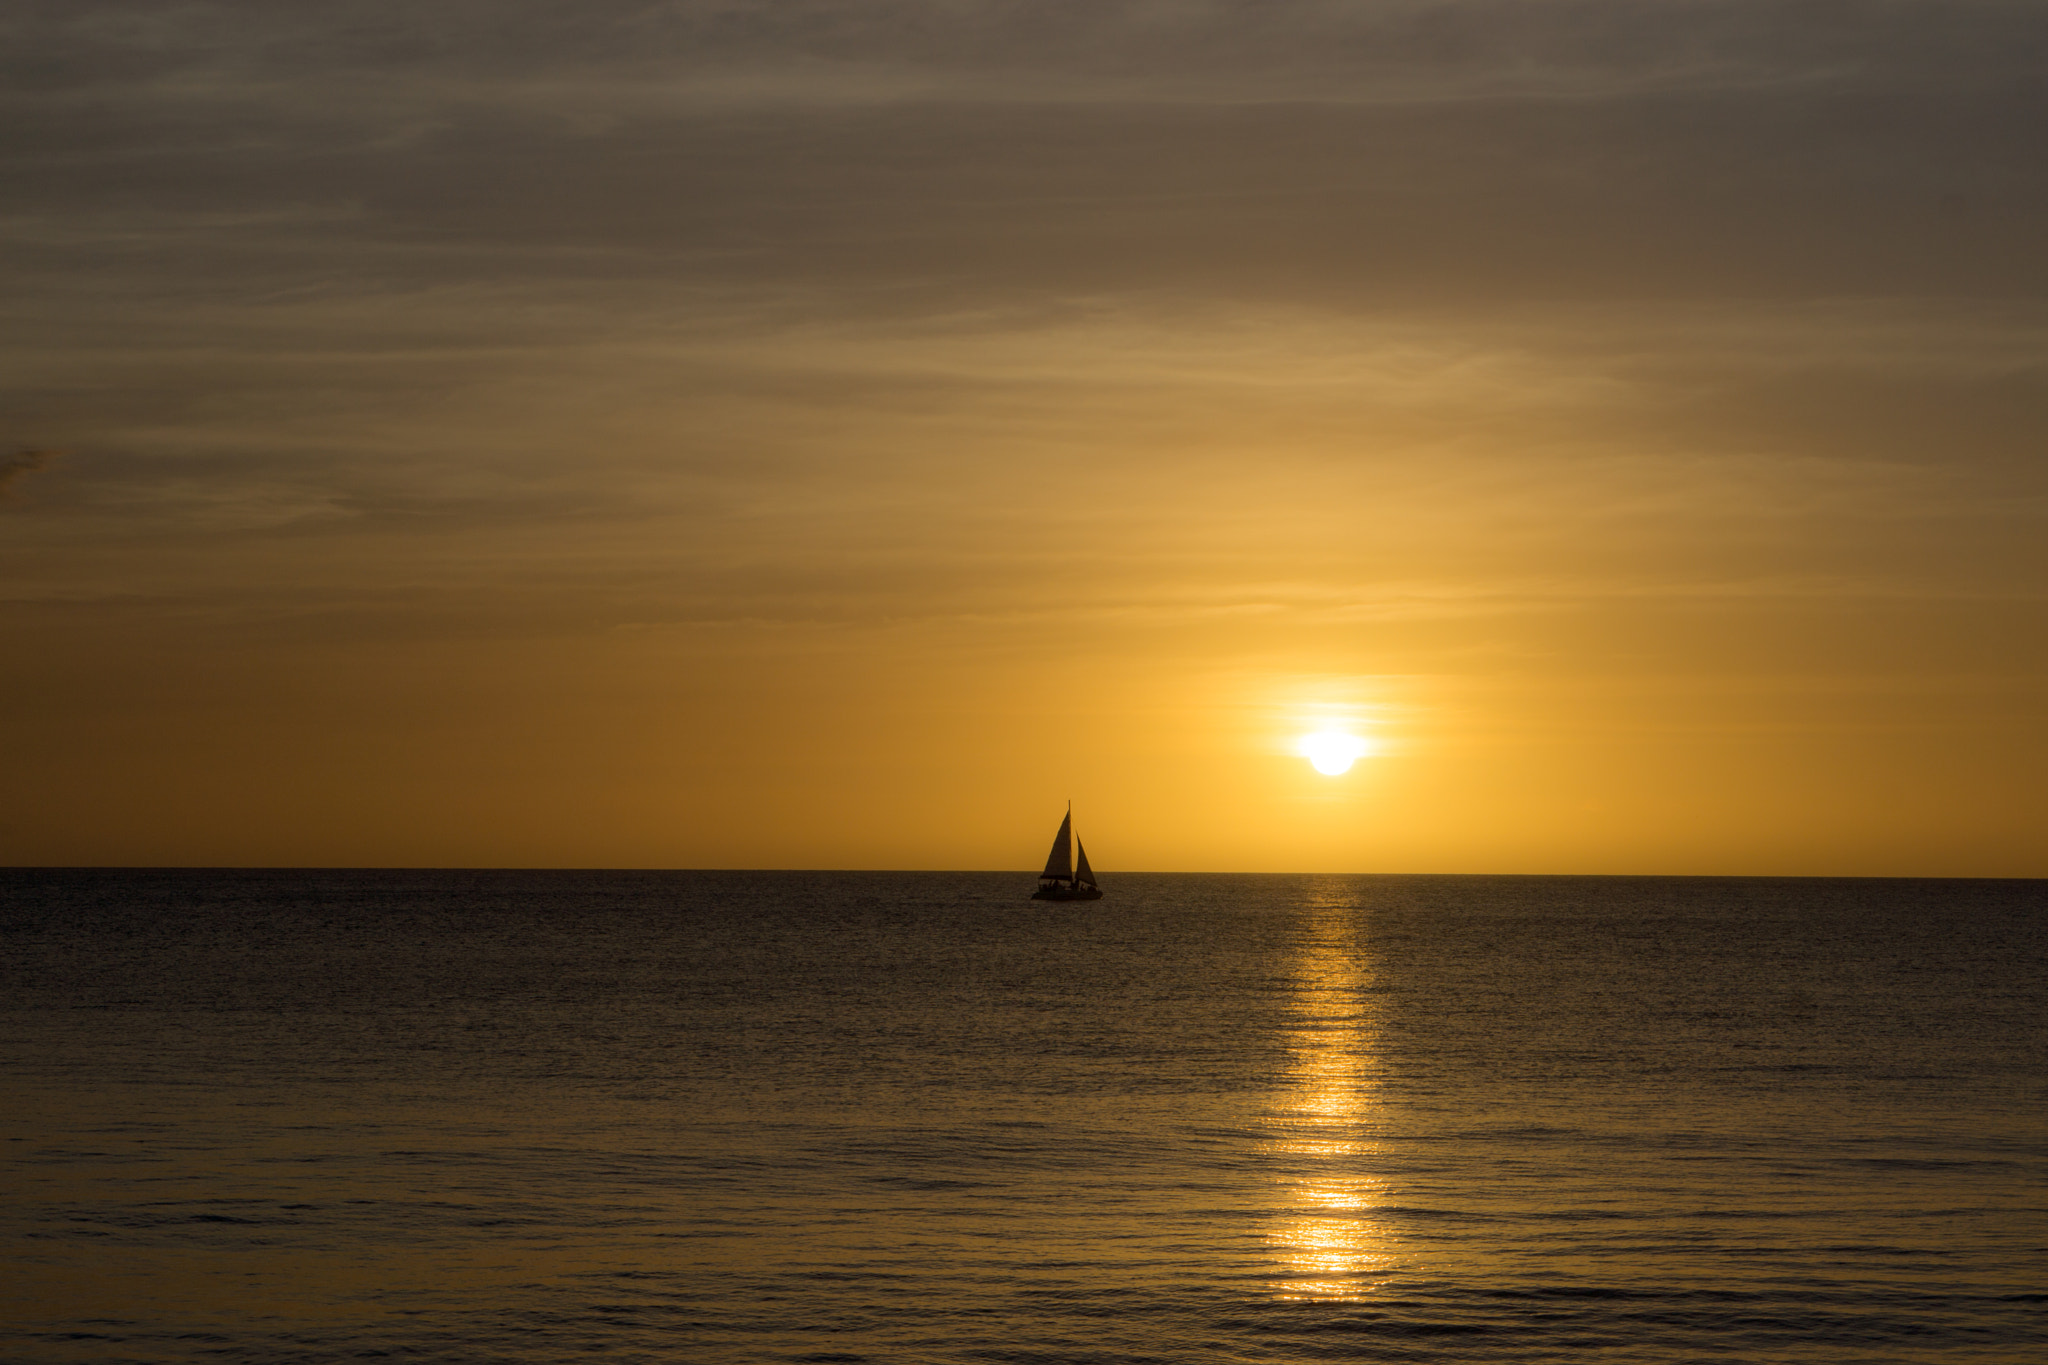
[1076,839,1096,887]
[1040,811,1074,881]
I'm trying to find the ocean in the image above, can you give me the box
[2,870,2042,1363]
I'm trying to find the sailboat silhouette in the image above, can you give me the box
[1032,804,1103,901]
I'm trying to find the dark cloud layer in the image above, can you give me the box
[11,1,2048,96]
[8,3,2046,299]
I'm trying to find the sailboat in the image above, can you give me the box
[1032,804,1103,901]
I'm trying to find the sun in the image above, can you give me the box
[1299,730,1371,775]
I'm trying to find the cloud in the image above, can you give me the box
[0,447,58,500]
[3,1,2045,624]
[11,2,2048,113]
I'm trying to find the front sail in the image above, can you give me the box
[1075,839,1096,887]
[1040,811,1074,880]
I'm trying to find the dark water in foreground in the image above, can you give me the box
[1,871,2043,1364]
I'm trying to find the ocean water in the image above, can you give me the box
[1,870,2043,1364]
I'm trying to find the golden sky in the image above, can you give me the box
[4,2,2045,873]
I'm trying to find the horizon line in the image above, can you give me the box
[3,865,2042,882]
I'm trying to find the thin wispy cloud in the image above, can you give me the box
[0,448,58,500]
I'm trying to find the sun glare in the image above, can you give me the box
[1300,730,1371,776]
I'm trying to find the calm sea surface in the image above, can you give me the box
[1,870,2043,1363]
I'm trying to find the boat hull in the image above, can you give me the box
[1032,883,1103,901]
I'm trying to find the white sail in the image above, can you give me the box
[1040,811,1073,880]
[1076,839,1096,887]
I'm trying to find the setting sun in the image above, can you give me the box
[1299,731,1372,776]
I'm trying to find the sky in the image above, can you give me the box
[4,0,2045,874]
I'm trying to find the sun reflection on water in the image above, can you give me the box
[1268,878,1394,1300]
